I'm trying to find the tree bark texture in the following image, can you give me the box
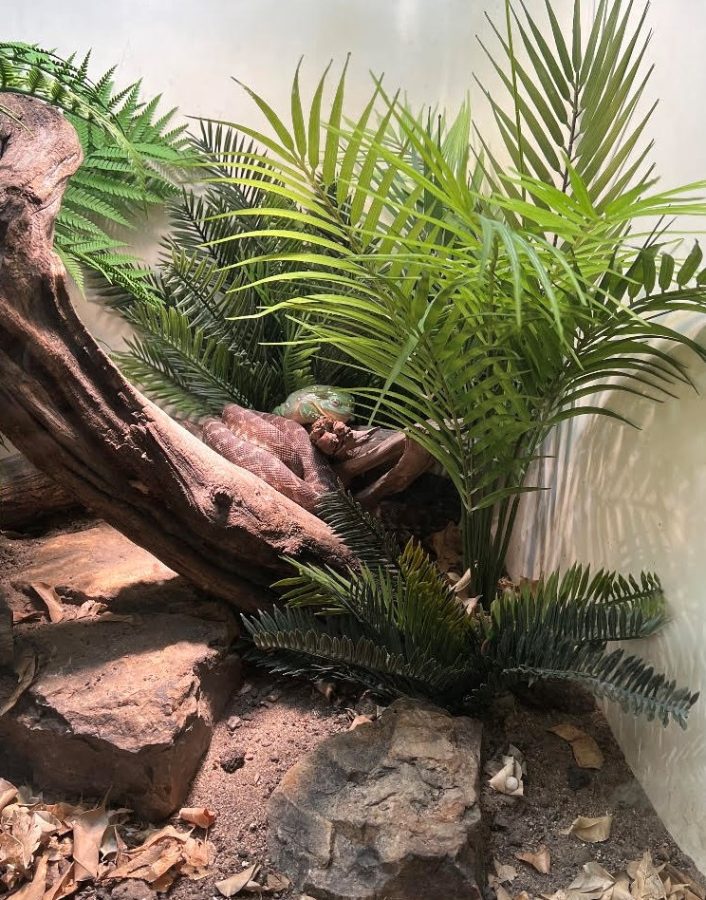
[0,454,79,529]
[0,93,352,611]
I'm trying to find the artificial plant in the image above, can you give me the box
[195,0,706,603]
[243,492,698,728]
[114,122,372,416]
[0,43,188,291]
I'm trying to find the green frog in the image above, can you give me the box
[273,386,355,425]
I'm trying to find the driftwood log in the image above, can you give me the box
[0,92,353,612]
[0,454,79,529]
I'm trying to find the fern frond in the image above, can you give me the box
[114,302,277,415]
[0,43,189,289]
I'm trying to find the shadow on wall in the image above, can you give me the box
[508,341,706,873]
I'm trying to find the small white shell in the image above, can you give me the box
[505,775,520,792]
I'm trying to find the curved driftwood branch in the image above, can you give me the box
[0,93,352,611]
[0,454,79,529]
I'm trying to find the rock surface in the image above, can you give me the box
[6,521,193,606]
[269,698,485,900]
[0,521,244,819]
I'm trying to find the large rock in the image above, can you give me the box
[5,521,195,606]
[269,699,485,900]
[0,613,241,819]
[0,521,245,819]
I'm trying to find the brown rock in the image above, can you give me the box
[0,611,241,819]
[8,521,193,607]
[269,698,485,900]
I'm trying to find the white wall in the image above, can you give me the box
[4,0,706,872]
[507,339,706,872]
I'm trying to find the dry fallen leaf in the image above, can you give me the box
[182,835,214,880]
[12,851,48,900]
[516,844,551,874]
[348,715,373,731]
[0,779,17,815]
[70,805,109,881]
[562,815,613,843]
[29,582,66,624]
[265,871,291,891]
[550,723,586,742]
[564,861,615,900]
[0,650,37,717]
[43,862,77,900]
[549,724,604,769]
[429,521,463,573]
[216,863,260,897]
[663,866,706,900]
[613,873,634,900]
[571,735,605,770]
[178,806,217,829]
[494,860,519,883]
[496,886,514,900]
[630,853,667,900]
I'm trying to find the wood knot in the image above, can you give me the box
[212,489,233,522]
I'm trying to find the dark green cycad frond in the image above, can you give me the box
[248,497,484,703]
[246,520,696,727]
[241,605,473,701]
[498,639,698,729]
[490,563,667,647]
[316,490,401,571]
[484,564,697,727]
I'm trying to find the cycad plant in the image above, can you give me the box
[199,1,706,603]
[243,492,698,728]
[114,122,372,416]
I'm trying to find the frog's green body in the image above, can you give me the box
[273,386,354,425]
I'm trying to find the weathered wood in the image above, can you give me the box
[0,454,79,528]
[0,93,352,611]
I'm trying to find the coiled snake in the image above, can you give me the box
[202,387,353,513]
[202,385,434,512]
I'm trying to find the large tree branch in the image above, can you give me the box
[0,93,352,611]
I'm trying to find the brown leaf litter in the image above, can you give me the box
[0,779,294,899]
[0,780,214,897]
[562,815,614,843]
[491,852,706,900]
[550,724,605,770]
[516,844,552,874]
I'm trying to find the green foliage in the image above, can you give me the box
[202,1,706,602]
[242,494,698,728]
[0,43,188,291]
[114,122,374,415]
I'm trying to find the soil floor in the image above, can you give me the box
[483,686,702,898]
[75,671,702,900]
[1,520,703,900]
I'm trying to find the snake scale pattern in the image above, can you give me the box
[202,387,353,513]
